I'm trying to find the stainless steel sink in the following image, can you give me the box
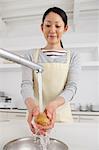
[3,137,68,150]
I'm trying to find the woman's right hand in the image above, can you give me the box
[25,98,40,134]
[28,105,40,134]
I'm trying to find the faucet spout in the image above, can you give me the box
[0,48,43,72]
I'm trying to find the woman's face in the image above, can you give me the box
[41,12,68,47]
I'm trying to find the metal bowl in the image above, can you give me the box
[79,105,89,111]
[3,137,68,150]
[90,105,99,112]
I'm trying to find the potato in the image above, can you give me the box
[34,112,50,126]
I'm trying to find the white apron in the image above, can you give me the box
[33,49,73,123]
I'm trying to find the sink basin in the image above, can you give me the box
[3,136,68,150]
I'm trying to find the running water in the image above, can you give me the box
[39,134,50,150]
[37,72,43,112]
[37,72,50,150]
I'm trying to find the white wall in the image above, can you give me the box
[73,69,99,105]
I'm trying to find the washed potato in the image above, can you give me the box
[34,112,50,126]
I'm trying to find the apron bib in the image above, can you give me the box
[33,49,73,123]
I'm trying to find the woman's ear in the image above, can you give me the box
[64,25,68,32]
[41,24,43,32]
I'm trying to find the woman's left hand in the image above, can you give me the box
[44,103,56,129]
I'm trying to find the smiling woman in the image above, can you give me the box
[21,7,80,135]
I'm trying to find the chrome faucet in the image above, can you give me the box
[0,48,43,72]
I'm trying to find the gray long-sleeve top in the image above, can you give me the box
[21,48,80,102]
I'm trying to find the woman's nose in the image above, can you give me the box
[50,25,56,32]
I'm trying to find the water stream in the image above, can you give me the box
[39,134,50,150]
[37,72,50,150]
[37,72,43,112]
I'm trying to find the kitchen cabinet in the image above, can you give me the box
[79,115,99,122]
[7,112,26,120]
[0,109,26,122]
[73,114,99,123]
[72,111,99,123]
[0,111,8,122]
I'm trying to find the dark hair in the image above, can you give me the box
[42,7,68,26]
[42,7,68,48]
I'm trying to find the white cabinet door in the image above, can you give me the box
[0,111,26,122]
[79,116,99,123]
[7,112,26,120]
[73,115,80,122]
[0,112,9,122]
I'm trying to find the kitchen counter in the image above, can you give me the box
[72,111,99,116]
[0,108,27,113]
[0,120,99,150]
[0,108,99,116]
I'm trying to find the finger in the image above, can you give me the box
[35,123,45,130]
[35,123,49,131]
[27,112,33,124]
[33,128,46,136]
[44,109,52,120]
[33,106,40,116]
[43,112,56,130]
[29,123,36,134]
[51,112,56,128]
[39,129,46,136]
[27,112,37,134]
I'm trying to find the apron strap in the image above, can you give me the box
[33,49,40,63]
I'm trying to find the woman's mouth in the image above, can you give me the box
[48,35,57,38]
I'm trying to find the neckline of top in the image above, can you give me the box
[40,48,67,53]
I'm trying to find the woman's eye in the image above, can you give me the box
[45,24,61,28]
[56,25,61,28]
[46,25,51,27]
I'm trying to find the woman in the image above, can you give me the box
[21,7,80,135]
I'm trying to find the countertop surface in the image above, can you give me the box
[0,120,99,150]
[0,108,99,116]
